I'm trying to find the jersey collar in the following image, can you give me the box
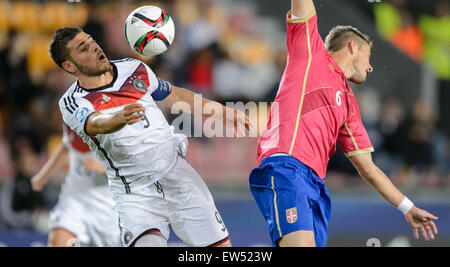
[327,54,346,78]
[77,62,118,92]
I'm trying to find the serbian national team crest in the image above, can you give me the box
[286,207,298,224]
[133,78,147,92]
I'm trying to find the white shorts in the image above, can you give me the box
[49,182,121,247]
[114,154,229,247]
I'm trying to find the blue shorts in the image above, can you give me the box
[249,155,331,247]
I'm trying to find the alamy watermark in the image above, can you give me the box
[168,94,279,141]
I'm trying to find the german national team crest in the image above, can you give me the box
[286,207,297,224]
[133,78,147,92]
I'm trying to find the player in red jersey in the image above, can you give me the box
[249,0,438,246]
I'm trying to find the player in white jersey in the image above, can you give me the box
[50,27,251,247]
[31,124,120,247]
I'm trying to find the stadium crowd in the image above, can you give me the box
[0,0,448,231]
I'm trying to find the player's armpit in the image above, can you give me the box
[291,0,315,19]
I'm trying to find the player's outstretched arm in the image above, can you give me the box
[31,142,69,191]
[85,103,145,135]
[161,86,252,137]
[291,0,315,18]
[349,152,438,241]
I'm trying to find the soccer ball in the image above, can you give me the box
[124,5,175,56]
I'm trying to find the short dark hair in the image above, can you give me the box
[49,27,82,68]
[325,25,373,53]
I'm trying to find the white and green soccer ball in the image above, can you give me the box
[124,5,175,56]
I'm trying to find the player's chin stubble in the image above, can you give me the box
[77,61,111,77]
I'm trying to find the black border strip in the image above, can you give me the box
[130,228,161,247]
[207,236,230,247]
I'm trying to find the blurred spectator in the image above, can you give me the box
[0,118,14,180]
[397,97,438,186]
[82,1,105,53]
[0,136,47,231]
[390,9,424,61]
[374,0,424,62]
[373,0,406,40]
[186,44,217,95]
[212,54,245,102]
[377,97,404,159]
[374,97,405,179]
[419,0,450,137]
[0,31,37,109]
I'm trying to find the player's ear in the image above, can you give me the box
[62,60,76,74]
[347,41,358,56]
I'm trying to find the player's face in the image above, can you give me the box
[65,32,110,77]
[349,43,373,84]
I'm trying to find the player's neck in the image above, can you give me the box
[330,51,353,80]
[77,66,114,90]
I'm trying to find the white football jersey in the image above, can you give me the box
[59,58,182,194]
[61,123,109,191]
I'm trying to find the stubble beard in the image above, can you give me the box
[349,59,367,84]
[74,60,111,77]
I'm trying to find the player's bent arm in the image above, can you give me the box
[291,0,315,18]
[85,103,145,135]
[31,142,69,191]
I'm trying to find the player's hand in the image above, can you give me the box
[222,107,252,137]
[405,206,438,241]
[31,173,46,192]
[121,103,145,125]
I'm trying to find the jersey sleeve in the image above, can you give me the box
[59,93,97,141]
[142,62,172,101]
[337,102,374,157]
[286,9,326,60]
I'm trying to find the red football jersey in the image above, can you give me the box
[257,10,374,178]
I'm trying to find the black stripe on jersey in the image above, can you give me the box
[70,90,79,109]
[90,136,131,194]
[63,88,78,113]
[63,98,73,114]
[63,97,75,114]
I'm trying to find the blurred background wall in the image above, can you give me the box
[0,0,448,246]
